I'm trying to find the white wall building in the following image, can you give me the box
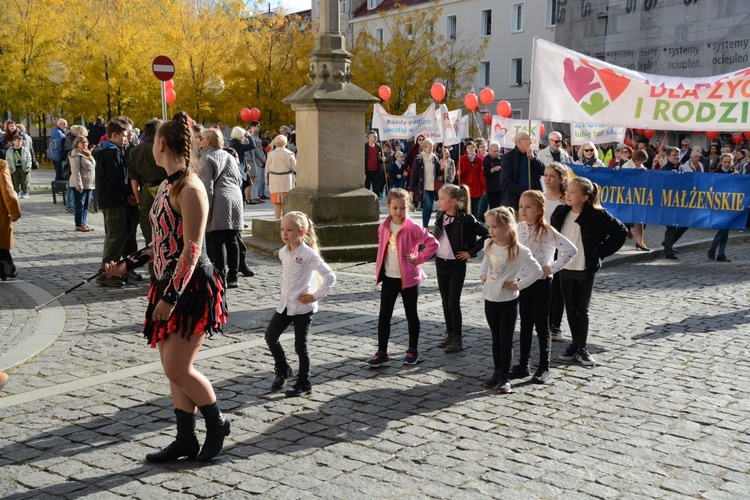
[312,0,558,119]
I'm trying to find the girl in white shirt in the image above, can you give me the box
[543,162,569,342]
[514,190,577,384]
[265,211,336,397]
[480,207,542,394]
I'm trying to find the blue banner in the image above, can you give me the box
[569,166,750,230]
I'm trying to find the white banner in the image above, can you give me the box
[530,37,750,131]
[459,115,470,140]
[372,103,437,141]
[490,116,543,151]
[436,105,462,146]
[570,124,627,145]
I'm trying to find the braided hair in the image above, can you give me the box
[158,112,193,198]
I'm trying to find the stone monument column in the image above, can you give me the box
[249,0,380,261]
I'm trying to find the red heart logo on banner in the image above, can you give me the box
[563,58,601,103]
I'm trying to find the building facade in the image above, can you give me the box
[311,0,557,119]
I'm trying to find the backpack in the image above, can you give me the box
[47,138,61,161]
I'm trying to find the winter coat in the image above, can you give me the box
[432,210,488,258]
[248,133,266,177]
[69,149,96,190]
[458,153,486,199]
[47,125,66,161]
[199,146,244,232]
[375,215,439,289]
[408,152,440,203]
[265,147,296,194]
[499,147,545,211]
[5,147,33,173]
[94,141,131,209]
[0,160,21,249]
[537,146,571,167]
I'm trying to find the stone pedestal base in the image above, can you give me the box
[283,187,378,224]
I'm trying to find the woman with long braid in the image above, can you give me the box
[105,112,229,463]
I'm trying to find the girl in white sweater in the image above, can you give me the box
[514,190,577,384]
[480,207,542,394]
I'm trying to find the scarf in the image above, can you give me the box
[580,156,598,166]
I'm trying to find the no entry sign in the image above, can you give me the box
[152,55,175,81]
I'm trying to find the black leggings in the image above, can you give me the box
[208,229,240,280]
[378,276,420,354]
[559,269,596,349]
[549,272,565,333]
[518,278,551,370]
[436,258,467,337]
[265,309,314,382]
[484,299,518,379]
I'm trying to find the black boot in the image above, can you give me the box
[239,262,255,277]
[145,409,199,463]
[444,335,464,353]
[197,402,231,462]
[271,365,294,391]
[436,333,454,349]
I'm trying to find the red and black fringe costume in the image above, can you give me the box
[141,172,227,347]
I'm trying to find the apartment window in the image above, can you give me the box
[428,22,435,44]
[512,3,524,32]
[405,23,413,39]
[340,0,346,14]
[510,57,523,86]
[447,15,457,39]
[368,0,376,9]
[546,0,557,27]
[375,28,383,42]
[480,9,492,37]
[480,61,491,87]
[512,110,521,119]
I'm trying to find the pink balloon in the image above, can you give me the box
[165,88,176,105]
[249,108,261,121]
[240,108,252,121]
[479,88,494,105]
[464,93,478,110]
[378,85,391,101]
[431,82,446,101]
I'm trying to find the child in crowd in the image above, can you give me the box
[433,184,488,353]
[5,134,33,198]
[265,211,336,397]
[551,177,627,366]
[480,207,542,394]
[707,153,736,262]
[388,151,406,190]
[543,162,569,341]
[514,190,577,384]
[367,188,438,367]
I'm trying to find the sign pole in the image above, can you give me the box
[161,81,167,122]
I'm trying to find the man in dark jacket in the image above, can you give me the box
[483,141,503,209]
[499,132,545,211]
[95,117,134,287]
[87,117,107,146]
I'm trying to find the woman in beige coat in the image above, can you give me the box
[0,159,21,280]
[69,136,96,231]
[264,135,296,219]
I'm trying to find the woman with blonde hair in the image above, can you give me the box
[265,134,296,219]
[575,141,605,168]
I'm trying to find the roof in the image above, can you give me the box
[352,0,432,18]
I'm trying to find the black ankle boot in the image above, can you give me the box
[444,335,463,353]
[271,365,294,391]
[197,402,230,462]
[239,262,255,277]
[437,333,453,349]
[145,409,199,463]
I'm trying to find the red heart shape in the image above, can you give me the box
[563,58,601,103]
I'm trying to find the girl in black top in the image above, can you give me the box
[550,177,626,366]
[433,184,488,352]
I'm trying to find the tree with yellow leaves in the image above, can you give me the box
[350,1,488,114]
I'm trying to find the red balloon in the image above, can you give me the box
[165,88,176,105]
[480,88,495,105]
[706,131,719,140]
[378,85,391,101]
[249,107,261,121]
[644,129,655,139]
[431,82,446,101]
[464,93,478,110]
[636,128,645,136]
[496,100,512,118]
[473,104,480,113]
[539,123,546,136]
[732,133,744,145]
[165,79,174,90]
[240,108,252,122]
[744,131,750,140]
[482,113,492,125]
[693,131,702,135]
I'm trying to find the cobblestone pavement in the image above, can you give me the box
[0,172,749,498]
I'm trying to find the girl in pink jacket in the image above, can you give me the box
[366,188,439,368]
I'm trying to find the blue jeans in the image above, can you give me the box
[257,167,266,198]
[421,190,435,228]
[710,229,729,254]
[66,185,75,208]
[73,189,92,227]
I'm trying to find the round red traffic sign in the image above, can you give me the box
[152,55,175,81]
